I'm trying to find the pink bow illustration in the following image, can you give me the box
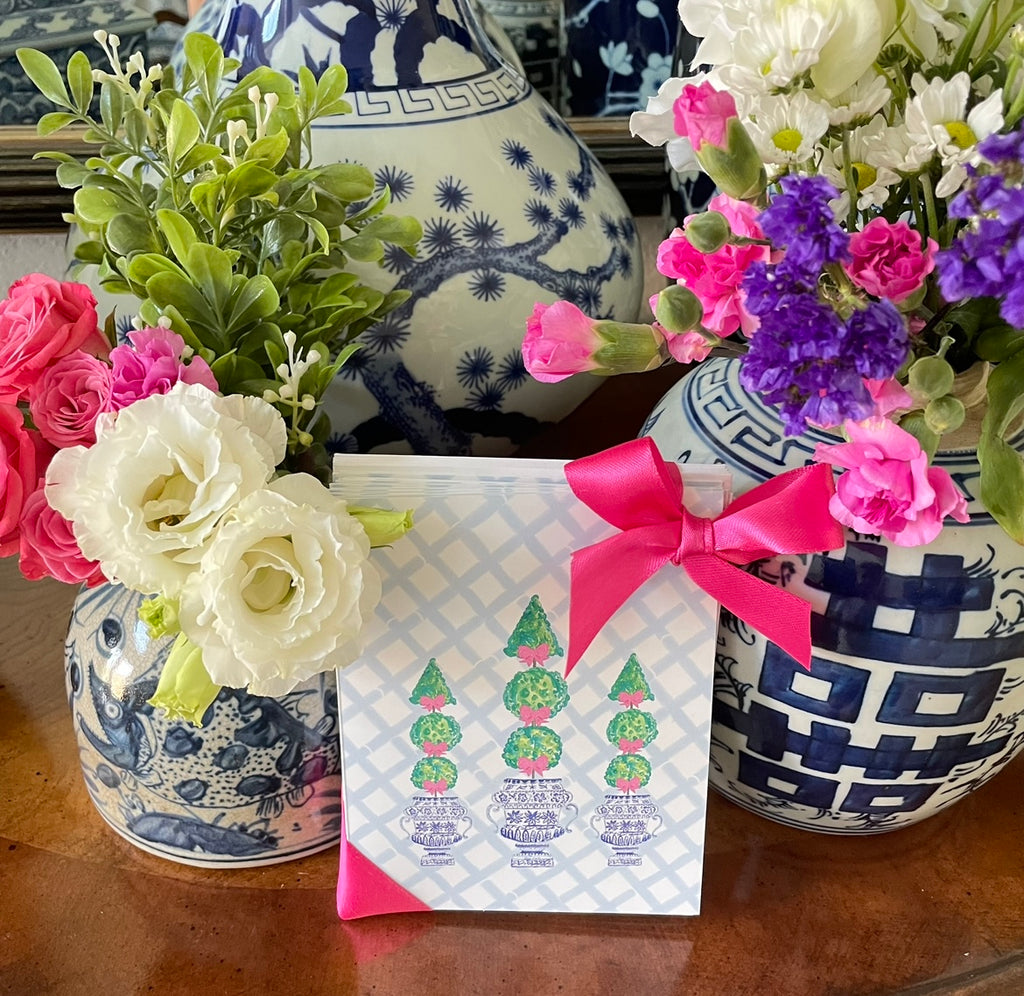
[423,779,448,796]
[518,756,550,777]
[564,438,844,675]
[618,691,645,707]
[517,644,550,666]
[618,738,643,754]
[419,694,446,712]
[422,741,449,757]
[519,705,552,726]
[616,777,641,794]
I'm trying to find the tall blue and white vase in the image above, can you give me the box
[185,0,645,456]
[642,358,1024,834]
[66,583,342,866]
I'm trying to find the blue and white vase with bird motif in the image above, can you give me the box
[183,0,645,456]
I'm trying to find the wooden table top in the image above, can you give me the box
[2,362,1023,996]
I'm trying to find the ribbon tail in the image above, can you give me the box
[683,554,814,668]
[566,527,672,675]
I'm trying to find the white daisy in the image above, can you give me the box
[823,116,902,214]
[746,90,831,167]
[825,73,892,127]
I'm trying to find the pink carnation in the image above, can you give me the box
[29,350,112,448]
[522,301,602,383]
[672,81,737,150]
[814,418,970,547]
[0,275,107,401]
[109,327,218,409]
[865,377,914,417]
[656,194,770,337]
[18,487,105,586]
[0,404,52,557]
[844,218,937,303]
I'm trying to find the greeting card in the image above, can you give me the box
[332,451,731,919]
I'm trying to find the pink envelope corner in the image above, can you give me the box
[337,799,433,920]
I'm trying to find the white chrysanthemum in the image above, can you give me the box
[46,382,287,596]
[746,90,830,166]
[895,0,965,61]
[178,473,381,696]
[823,116,902,213]
[900,72,1004,195]
[715,2,833,94]
[825,73,892,127]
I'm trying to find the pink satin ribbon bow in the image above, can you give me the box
[519,706,552,726]
[422,742,449,757]
[517,644,550,665]
[423,779,448,796]
[564,437,844,675]
[618,691,645,707]
[518,756,549,777]
[616,777,641,794]
[419,695,446,711]
[619,738,643,754]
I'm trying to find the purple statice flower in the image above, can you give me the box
[757,175,849,278]
[937,129,1024,326]
[741,263,909,435]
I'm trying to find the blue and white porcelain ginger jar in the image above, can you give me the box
[65,582,342,866]
[185,0,645,456]
[643,358,1024,834]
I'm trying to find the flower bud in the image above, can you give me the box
[696,118,767,201]
[138,594,180,639]
[908,355,955,400]
[349,505,415,548]
[654,284,704,332]
[592,320,668,375]
[147,633,220,727]
[924,395,966,434]
[683,210,732,253]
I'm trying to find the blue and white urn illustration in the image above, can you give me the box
[184,0,646,456]
[590,793,662,865]
[487,776,577,867]
[401,794,473,866]
[65,582,342,866]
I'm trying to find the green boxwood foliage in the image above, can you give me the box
[608,654,654,702]
[604,754,652,789]
[409,659,456,707]
[409,713,462,750]
[502,668,570,718]
[606,709,658,748]
[411,756,458,791]
[503,594,564,659]
[502,726,563,769]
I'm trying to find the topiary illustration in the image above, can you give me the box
[408,659,461,794]
[500,595,569,776]
[604,654,658,793]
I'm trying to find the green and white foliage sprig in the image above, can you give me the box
[16,31,423,479]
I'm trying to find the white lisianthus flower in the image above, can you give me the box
[901,72,1004,195]
[178,473,382,696]
[45,382,287,596]
[746,90,830,167]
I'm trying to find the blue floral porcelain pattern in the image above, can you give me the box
[643,359,1024,833]
[66,583,342,866]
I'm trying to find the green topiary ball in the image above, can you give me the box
[502,725,563,769]
[604,754,652,789]
[409,713,463,750]
[411,756,458,791]
[606,709,658,748]
[502,668,570,718]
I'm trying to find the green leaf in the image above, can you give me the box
[297,65,317,118]
[106,213,160,255]
[189,177,224,224]
[73,239,105,265]
[226,274,280,331]
[73,186,129,225]
[314,64,350,117]
[176,143,225,174]
[99,80,125,134]
[127,252,189,285]
[183,243,234,316]
[183,31,225,102]
[244,129,290,169]
[166,100,202,169]
[316,163,375,202]
[67,51,94,114]
[146,272,227,349]
[361,214,423,248]
[975,325,1024,362]
[156,208,197,263]
[37,111,77,136]
[978,354,1024,544]
[223,161,279,203]
[16,49,71,108]
[124,106,149,151]
[340,231,384,262]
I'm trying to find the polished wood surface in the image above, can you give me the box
[2,365,1024,995]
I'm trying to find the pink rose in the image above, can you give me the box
[656,194,771,337]
[0,275,107,401]
[29,350,112,448]
[814,418,970,547]
[672,81,737,150]
[0,404,52,557]
[522,301,603,383]
[109,327,218,409]
[844,219,937,303]
[18,487,106,586]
